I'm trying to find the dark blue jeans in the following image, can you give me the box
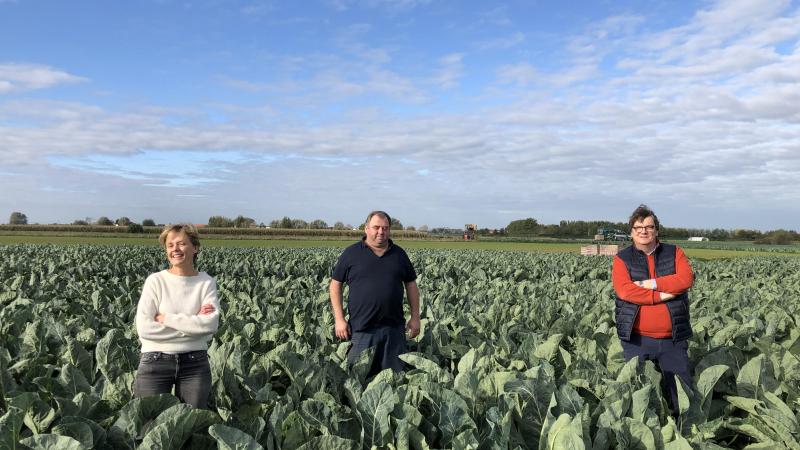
[133,350,212,408]
[621,335,692,413]
[348,325,407,378]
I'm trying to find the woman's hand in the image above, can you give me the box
[198,304,216,315]
[155,313,165,323]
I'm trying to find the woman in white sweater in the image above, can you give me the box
[133,223,221,408]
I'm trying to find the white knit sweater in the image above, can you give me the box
[135,270,221,353]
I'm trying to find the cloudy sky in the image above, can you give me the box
[1,0,799,230]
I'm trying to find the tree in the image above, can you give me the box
[233,215,256,228]
[8,212,27,225]
[708,228,730,241]
[390,218,403,230]
[309,219,328,229]
[128,223,144,233]
[506,218,539,236]
[279,217,293,228]
[208,216,234,227]
[116,217,131,226]
[291,219,308,229]
[72,219,89,226]
[96,216,113,226]
[333,221,348,230]
[418,225,429,232]
[142,218,156,227]
[406,225,416,231]
[756,230,795,245]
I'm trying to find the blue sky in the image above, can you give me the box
[2,0,799,230]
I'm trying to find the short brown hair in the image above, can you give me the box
[364,210,392,227]
[628,204,660,231]
[159,223,201,263]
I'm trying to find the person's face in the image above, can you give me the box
[631,216,658,249]
[165,231,198,267]
[365,215,391,248]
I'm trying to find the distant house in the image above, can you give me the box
[688,236,709,242]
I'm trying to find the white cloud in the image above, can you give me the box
[496,63,538,86]
[0,63,87,94]
[4,1,800,229]
[477,31,525,50]
[431,53,464,89]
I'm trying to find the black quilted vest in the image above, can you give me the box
[614,243,692,342]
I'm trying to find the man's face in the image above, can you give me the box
[365,215,391,248]
[631,216,658,249]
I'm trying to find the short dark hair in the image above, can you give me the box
[628,204,660,230]
[365,210,392,227]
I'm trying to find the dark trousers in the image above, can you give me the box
[348,325,407,378]
[133,350,212,408]
[621,334,692,413]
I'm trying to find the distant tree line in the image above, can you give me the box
[494,217,798,244]
[6,210,798,244]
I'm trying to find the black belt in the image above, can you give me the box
[141,350,207,361]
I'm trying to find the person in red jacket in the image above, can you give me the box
[612,204,694,414]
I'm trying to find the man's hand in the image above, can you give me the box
[634,279,657,290]
[406,316,420,339]
[659,292,675,301]
[198,304,216,315]
[335,318,351,340]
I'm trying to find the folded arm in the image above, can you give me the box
[612,257,660,305]
[652,247,694,294]
[160,281,221,336]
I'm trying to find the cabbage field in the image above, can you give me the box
[1,244,800,449]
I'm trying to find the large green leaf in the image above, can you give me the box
[545,414,584,450]
[0,407,24,450]
[356,381,395,449]
[400,353,453,384]
[20,434,84,450]
[53,416,107,450]
[139,404,221,449]
[95,329,138,380]
[111,393,181,438]
[696,364,729,417]
[295,435,359,450]
[208,424,263,450]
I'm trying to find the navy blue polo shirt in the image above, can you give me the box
[331,238,417,332]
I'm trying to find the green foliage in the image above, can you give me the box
[1,244,800,447]
[142,218,156,227]
[115,217,131,226]
[8,211,27,225]
[309,219,328,229]
[756,230,797,245]
[127,223,144,233]
[95,216,113,226]
[234,215,256,228]
[209,215,235,227]
[506,217,539,236]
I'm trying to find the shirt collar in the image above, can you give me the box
[360,236,393,251]
[641,240,660,256]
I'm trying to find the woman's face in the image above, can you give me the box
[165,231,198,268]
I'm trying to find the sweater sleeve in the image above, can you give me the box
[655,247,694,294]
[612,256,658,305]
[161,278,221,337]
[136,275,183,341]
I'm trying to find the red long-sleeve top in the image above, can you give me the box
[612,245,694,338]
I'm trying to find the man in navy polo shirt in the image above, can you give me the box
[330,210,420,376]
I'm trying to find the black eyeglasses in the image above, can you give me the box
[632,225,656,233]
